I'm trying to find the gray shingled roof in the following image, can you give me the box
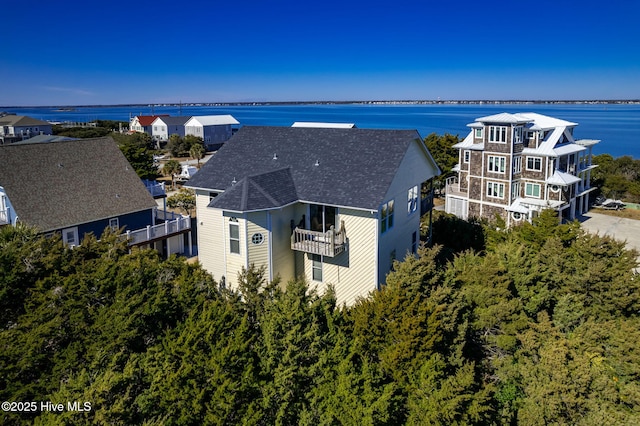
[208,167,298,212]
[187,126,433,211]
[0,115,51,126]
[0,137,157,232]
[156,116,192,125]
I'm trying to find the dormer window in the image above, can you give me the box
[489,126,507,143]
[475,128,483,139]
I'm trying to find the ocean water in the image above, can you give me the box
[5,103,639,158]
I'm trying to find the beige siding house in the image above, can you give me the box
[187,126,440,306]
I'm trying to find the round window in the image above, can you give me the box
[550,185,560,192]
[512,212,522,220]
[251,233,264,245]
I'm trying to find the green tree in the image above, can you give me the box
[190,143,205,168]
[162,159,181,190]
[167,188,196,216]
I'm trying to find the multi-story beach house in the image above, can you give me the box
[151,116,191,142]
[130,115,169,135]
[0,137,192,256]
[186,126,441,305]
[445,112,599,226]
[0,115,53,144]
[184,115,239,151]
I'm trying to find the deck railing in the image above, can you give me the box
[291,225,346,257]
[0,207,11,225]
[125,216,191,246]
[143,179,166,198]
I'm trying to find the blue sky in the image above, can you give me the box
[2,0,639,106]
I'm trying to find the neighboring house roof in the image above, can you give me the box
[0,115,51,127]
[546,171,582,186]
[135,115,169,126]
[187,115,240,126]
[187,126,440,212]
[291,122,356,128]
[13,135,77,144]
[153,116,192,126]
[0,137,157,232]
[473,112,577,128]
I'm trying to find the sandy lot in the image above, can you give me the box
[579,212,640,270]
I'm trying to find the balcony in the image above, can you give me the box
[124,215,191,246]
[0,208,10,225]
[143,179,166,198]
[291,224,346,257]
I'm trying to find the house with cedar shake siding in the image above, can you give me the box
[186,126,440,306]
[445,112,599,226]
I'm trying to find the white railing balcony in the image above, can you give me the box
[446,182,466,197]
[125,216,191,246]
[291,225,346,257]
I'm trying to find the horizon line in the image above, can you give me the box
[2,99,640,109]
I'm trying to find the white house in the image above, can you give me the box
[151,116,191,142]
[0,115,53,144]
[445,112,599,225]
[184,115,239,151]
[186,126,441,306]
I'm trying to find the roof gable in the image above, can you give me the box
[188,126,438,211]
[0,137,157,232]
[136,115,169,126]
[186,115,239,126]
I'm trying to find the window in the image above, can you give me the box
[380,200,394,233]
[407,185,418,215]
[487,155,506,173]
[526,157,542,171]
[411,231,417,254]
[463,150,470,163]
[209,192,219,202]
[109,218,119,231]
[514,126,523,144]
[513,156,522,174]
[489,126,508,143]
[512,182,521,199]
[525,183,541,198]
[229,219,240,254]
[512,212,523,221]
[475,128,483,138]
[62,227,78,246]
[312,254,322,281]
[251,233,264,245]
[549,184,560,193]
[486,182,505,199]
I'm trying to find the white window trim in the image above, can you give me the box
[62,227,79,247]
[380,199,394,234]
[312,254,323,282]
[109,217,119,231]
[489,126,508,143]
[486,182,505,199]
[526,156,543,172]
[487,155,506,174]
[513,156,522,174]
[463,150,470,163]
[407,185,419,215]
[229,218,240,254]
[475,128,483,139]
[525,182,542,198]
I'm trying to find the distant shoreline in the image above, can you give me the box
[2,99,640,109]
